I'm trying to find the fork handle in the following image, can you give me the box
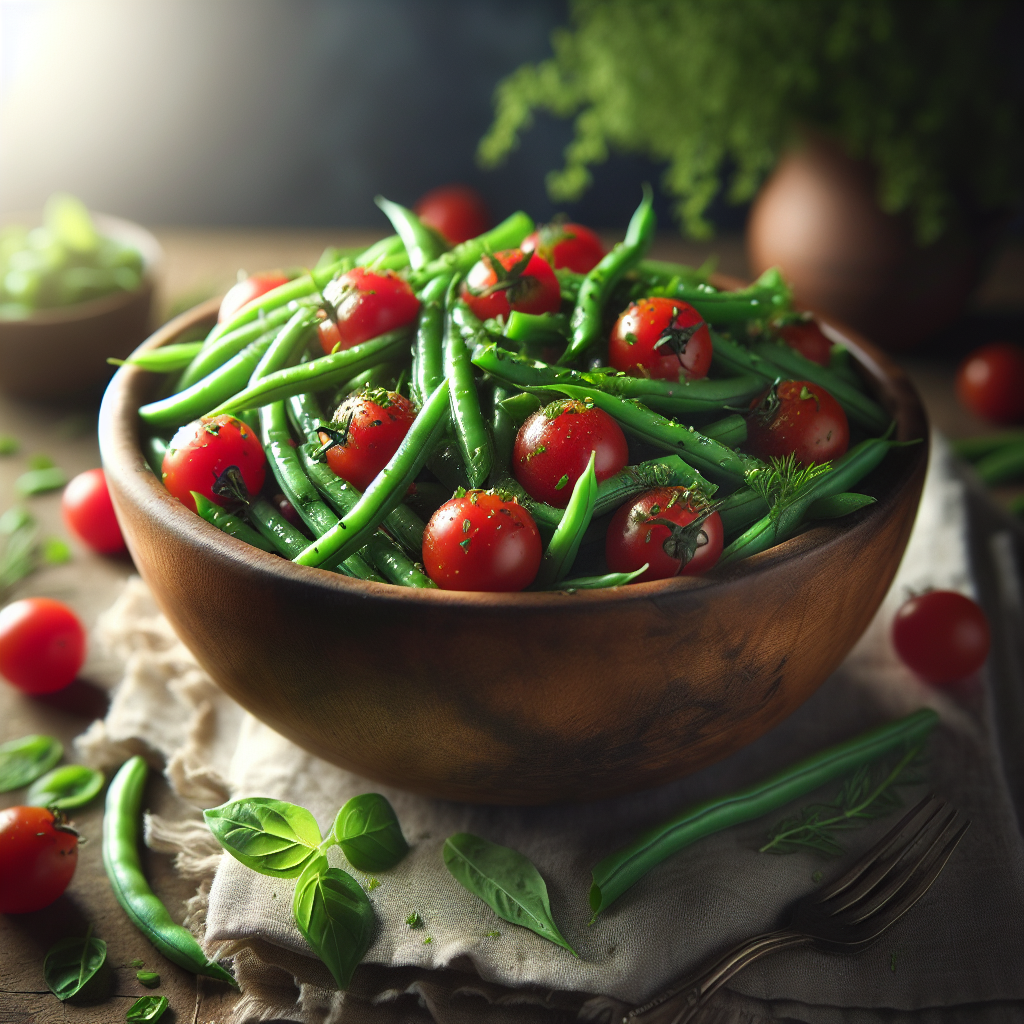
[626,929,809,1023]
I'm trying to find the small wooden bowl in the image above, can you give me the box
[99,299,927,805]
[0,215,161,402]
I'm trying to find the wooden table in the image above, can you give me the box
[2,230,1021,1023]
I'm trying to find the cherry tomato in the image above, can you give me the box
[0,806,79,913]
[521,222,605,274]
[413,184,490,244]
[61,468,126,555]
[318,388,417,491]
[745,380,849,466]
[892,590,990,687]
[0,598,86,695]
[606,488,723,582]
[162,414,266,513]
[460,249,561,323]
[609,298,713,381]
[513,399,629,508]
[218,272,290,324]
[955,342,1024,425]
[318,268,420,355]
[778,319,833,367]
[422,490,542,592]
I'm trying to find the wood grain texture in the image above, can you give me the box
[98,299,928,805]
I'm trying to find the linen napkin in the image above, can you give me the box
[76,436,1024,1024]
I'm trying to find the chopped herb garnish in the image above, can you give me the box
[406,911,423,928]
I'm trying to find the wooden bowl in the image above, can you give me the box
[0,215,161,402]
[98,298,927,805]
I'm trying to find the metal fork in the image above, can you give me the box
[624,795,970,1024]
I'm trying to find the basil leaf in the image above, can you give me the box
[126,995,169,1021]
[136,970,160,988]
[292,854,375,989]
[26,764,104,809]
[0,734,63,791]
[204,797,322,878]
[332,793,409,872]
[43,930,107,1002]
[442,833,576,955]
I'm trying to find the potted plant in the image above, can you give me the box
[478,0,1022,348]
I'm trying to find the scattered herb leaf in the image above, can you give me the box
[485,930,501,938]
[423,936,433,945]
[204,797,322,878]
[129,958,145,968]
[0,734,63,791]
[0,506,39,594]
[15,466,68,496]
[41,537,72,564]
[43,927,107,1002]
[26,764,104,809]
[366,876,380,891]
[332,793,409,872]
[135,970,160,988]
[126,994,168,1021]
[406,911,423,928]
[0,434,19,455]
[443,833,576,955]
[28,453,56,470]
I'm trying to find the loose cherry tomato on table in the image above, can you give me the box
[61,468,126,555]
[777,319,833,367]
[162,414,266,513]
[413,184,490,244]
[0,806,79,913]
[318,388,417,491]
[892,590,990,687]
[422,490,542,592]
[955,342,1024,425]
[521,222,605,274]
[0,597,86,694]
[460,249,561,323]
[606,487,724,582]
[745,380,849,466]
[513,398,629,508]
[318,268,420,355]
[218,272,290,324]
[609,298,713,381]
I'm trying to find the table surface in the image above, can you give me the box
[1,229,1021,1024]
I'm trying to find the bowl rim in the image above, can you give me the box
[100,283,929,611]
[0,212,161,326]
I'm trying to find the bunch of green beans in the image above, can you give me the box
[134,189,903,591]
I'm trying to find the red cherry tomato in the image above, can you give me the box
[609,298,713,381]
[955,342,1024,425]
[521,222,605,274]
[319,389,417,491]
[892,590,990,686]
[778,319,833,367]
[318,268,420,355]
[0,598,86,695]
[61,468,126,555]
[513,399,629,508]
[422,490,542,592]
[745,380,849,466]
[0,806,79,913]
[162,414,266,513]
[606,488,723,582]
[218,272,290,324]
[413,184,490,244]
[460,249,561,323]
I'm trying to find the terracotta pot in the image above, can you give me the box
[98,298,927,805]
[747,137,991,350]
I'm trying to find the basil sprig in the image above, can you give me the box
[332,793,409,872]
[126,995,169,1021]
[27,764,104,809]
[443,833,576,955]
[204,797,322,877]
[43,927,108,1002]
[0,734,63,791]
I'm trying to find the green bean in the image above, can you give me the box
[110,341,203,373]
[294,379,451,567]
[354,234,405,267]
[144,435,168,478]
[208,327,412,418]
[472,342,584,391]
[718,436,896,565]
[827,344,866,391]
[375,196,448,270]
[139,333,277,429]
[709,331,776,382]
[446,300,492,487]
[537,383,759,484]
[499,391,543,424]
[412,211,534,285]
[560,185,655,365]
[192,492,277,552]
[412,272,451,404]
[245,498,309,557]
[534,451,598,589]
[427,439,471,492]
[752,341,889,433]
[699,413,747,447]
[103,757,237,985]
[554,566,648,590]
[249,308,319,385]
[595,455,716,509]
[503,311,570,347]
[591,373,764,419]
[589,709,938,918]
[714,486,768,539]
[489,384,515,487]
[554,268,584,305]
[974,439,1024,485]
[362,532,436,588]
[806,492,876,519]
[950,430,1024,462]
[634,258,710,288]
[651,267,792,326]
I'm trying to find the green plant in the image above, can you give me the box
[478,0,1022,242]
